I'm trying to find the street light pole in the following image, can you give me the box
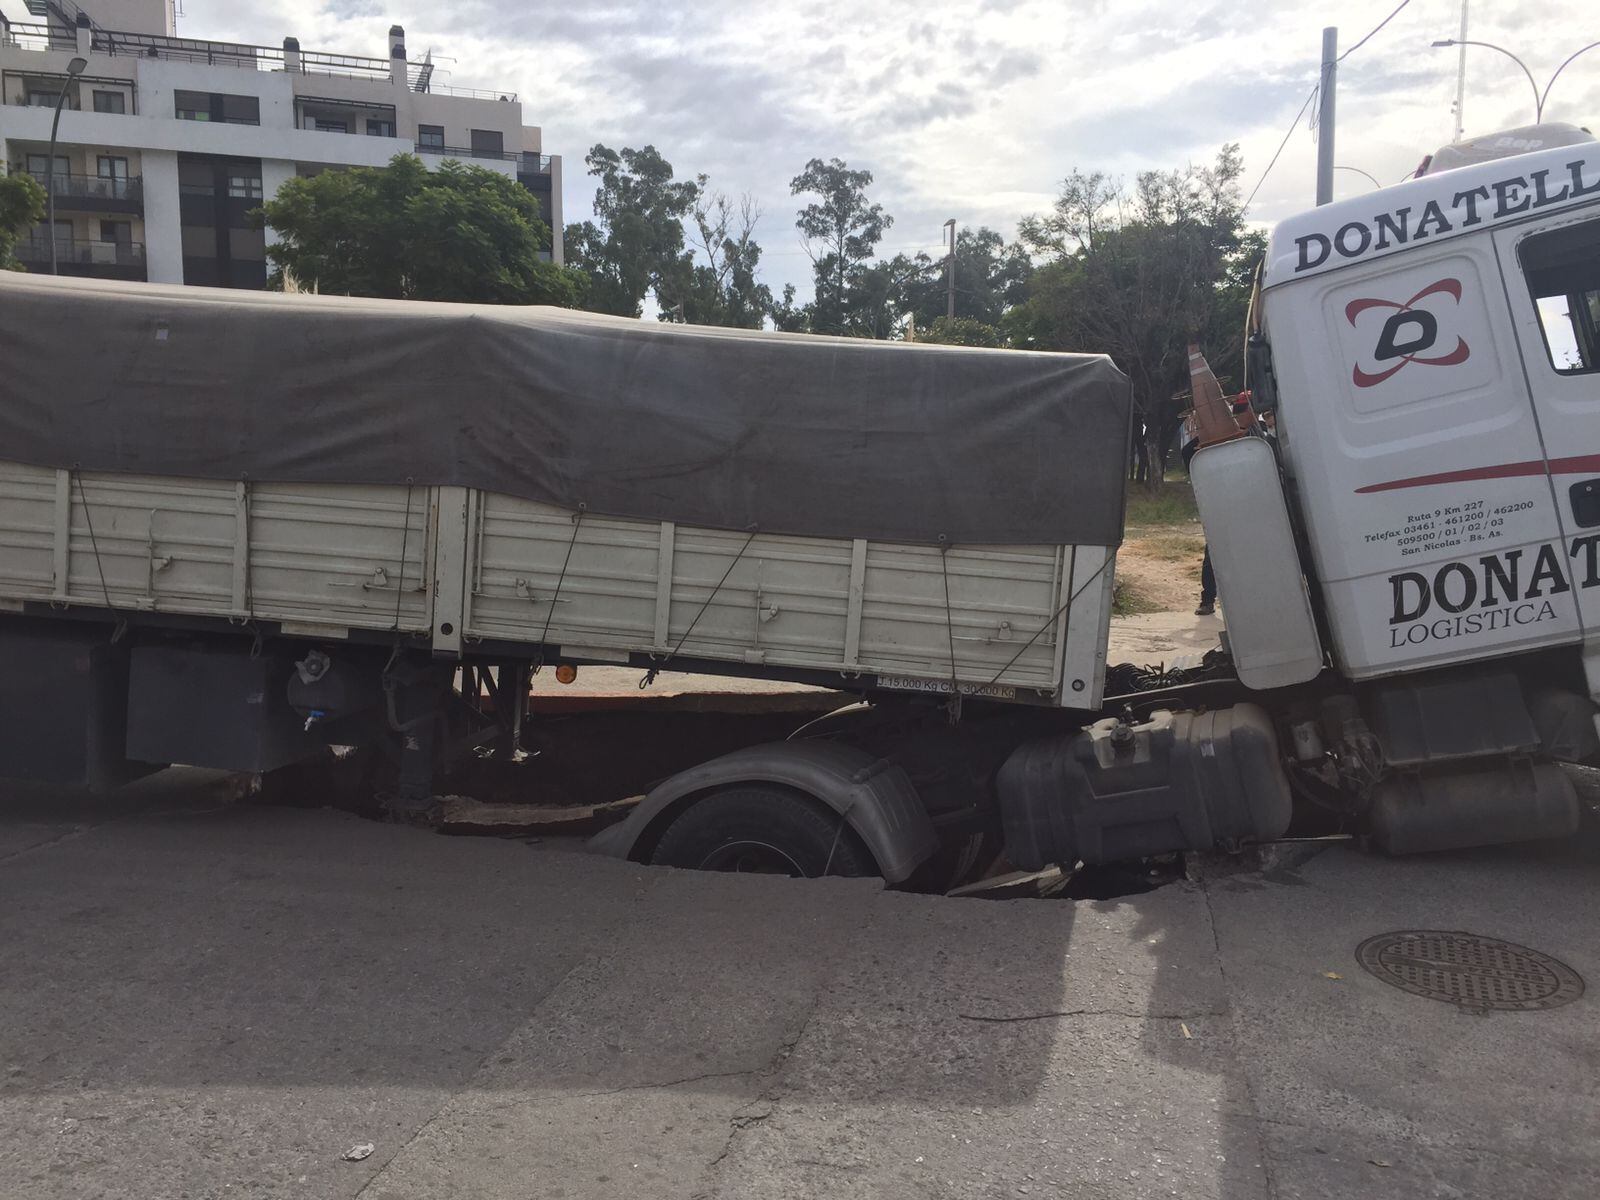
[943,218,956,321]
[1334,165,1383,190]
[1431,38,1541,122]
[1540,40,1600,118]
[45,55,88,276]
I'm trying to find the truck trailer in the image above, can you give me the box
[2,122,1598,883]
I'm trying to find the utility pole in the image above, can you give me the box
[1453,0,1469,140]
[943,219,956,321]
[1315,26,1337,206]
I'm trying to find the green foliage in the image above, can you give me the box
[566,144,699,318]
[902,226,1032,331]
[1008,144,1259,487]
[1124,480,1201,527]
[1112,578,1162,617]
[789,157,892,335]
[919,315,1005,347]
[0,171,46,271]
[257,154,584,305]
[660,190,773,328]
[769,282,809,333]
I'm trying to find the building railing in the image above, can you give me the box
[415,143,520,162]
[0,20,517,98]
[15,169,143,203]
[15,236,145,266]
[415,81,518,102]
[519,153,553,175]
[0,20,63,52]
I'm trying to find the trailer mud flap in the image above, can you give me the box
[996,703,1293,870]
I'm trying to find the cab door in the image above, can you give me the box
[1495,210,1600,639]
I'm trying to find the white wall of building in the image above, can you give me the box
[78,0,173,36]
[140,147,181,282]
[1,16,559,283]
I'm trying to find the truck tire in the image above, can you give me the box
[649,786,876,877]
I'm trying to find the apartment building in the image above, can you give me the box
[0,0,561,288]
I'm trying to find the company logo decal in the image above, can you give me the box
[1345,278,1470,387]
[1386,536,1599,649]
[1292,157,1600,274]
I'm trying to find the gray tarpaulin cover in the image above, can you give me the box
[0,274,1131,546]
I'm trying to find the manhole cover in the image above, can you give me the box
[1356,931,1584,1012]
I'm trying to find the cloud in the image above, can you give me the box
[191,0,1593,302]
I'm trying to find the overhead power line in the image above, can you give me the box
[1339,0,1413,62]
[1241,0,1415,212]
[1243,85,1319,212]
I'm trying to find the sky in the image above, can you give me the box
[190,0,1599,306]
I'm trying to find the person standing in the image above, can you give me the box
[1181,418,1217,617]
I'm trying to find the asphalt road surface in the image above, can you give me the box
[2,773,1597,1199]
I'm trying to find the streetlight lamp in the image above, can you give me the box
[1431,38,1600,125]
[45,55,88,276]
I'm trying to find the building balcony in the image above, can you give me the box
[14,235,145,279]
[294,95,398,138]
[415,143,520,163]
[16,169,143,212]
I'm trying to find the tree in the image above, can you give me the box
[1009,144,1259,489]
[661,189,773,328]
[769,283,809,333]
[920,316,1005,347]
[852,251,938,340]
[566,145,700,318]
[901,225,1032,332]
[790,157,892,335]
[0,172,46,271]
[257,153,584,306]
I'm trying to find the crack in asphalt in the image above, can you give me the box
[0,824,94,864]
[696,897,860,1190]
[484,1067,762,1109]
[1200,877,1281,1200]
[354,873,673,1198]
[956,1008,1227,1023]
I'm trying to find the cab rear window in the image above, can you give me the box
[1520,219,1600,375]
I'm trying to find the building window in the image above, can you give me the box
[175,91,260,125]
[92,90,126,114]
[99,219,132,244]
[97,156,130,199]
[175,90,210,121]
[314,118,349,133]
[25,153,70,183]
[221,94,260,125]
[1522,220,1600,376]
[31,218,73,247]
[469,128,504,157]
[366,118,395,137]
[26,88,62,108]
[417,124,445,150]
[227,172,263,199]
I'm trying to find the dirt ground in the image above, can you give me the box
[1117,522,1207,614]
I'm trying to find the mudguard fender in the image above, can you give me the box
[587,741,937,883]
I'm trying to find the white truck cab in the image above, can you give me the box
[1258,124,1600,701]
